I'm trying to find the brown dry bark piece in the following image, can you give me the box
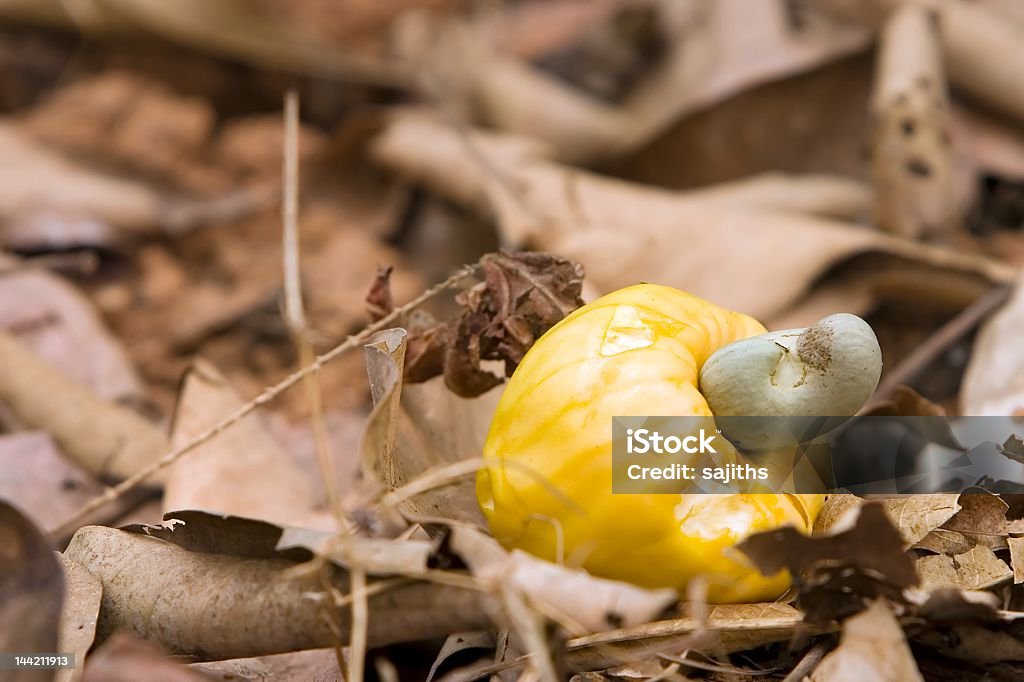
[63,525,493,660]
[0,330,169,483]
[0,502,64,682]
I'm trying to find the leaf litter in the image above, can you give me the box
[5,1,1024,678]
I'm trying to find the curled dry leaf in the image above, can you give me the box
[810,600,923,682]
[961,270,1024,415]
[869,3,956,239]
[448,526,676,635]
[0,501,63,682]
[163,360,318,527]
[368,252,584,397]
[360,328,502,526]
[63,524,492,660]
[1010,537,1024,584]
[0,330,168,482]
[372,113,1014,321]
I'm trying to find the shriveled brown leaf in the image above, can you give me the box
[738,502,917,589]
[0,501,63,682]
[367,252,583,396]
[810,600,923,682]
[443,252,584,397]
[163,359,319,527]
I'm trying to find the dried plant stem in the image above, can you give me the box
[781,639,832,682]
[280,89,345,528]
[49,264,479,540]
[348,567,368,682]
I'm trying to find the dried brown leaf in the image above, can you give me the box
[0,501,63,682]
[192,648,343,682]
[360,328,502,526]
[82,632,216,682]
[63,524,492,660]
[810,600,923,682]
[55,556,102,682]
[738,502,917,588]
[961,266,1024,415]
[0,258,142,401]
[372,114,1013,321]
[916,546,1013,591]
[882,494,962,546]
[0,330,168,482]
[1010,537,1024,584]
[0,432,106,534]
[163,360,319,527]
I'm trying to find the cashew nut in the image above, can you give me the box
[699,313,882,450]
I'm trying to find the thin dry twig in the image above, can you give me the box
[782,639,833,682]
[349,567,368,682]
[49,263,480,539]
[869,285,1012,403]
[279,89,345,528]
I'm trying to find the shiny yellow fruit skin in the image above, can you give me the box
[477,283,825,603]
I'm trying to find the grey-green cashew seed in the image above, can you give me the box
[699,313,882,450]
